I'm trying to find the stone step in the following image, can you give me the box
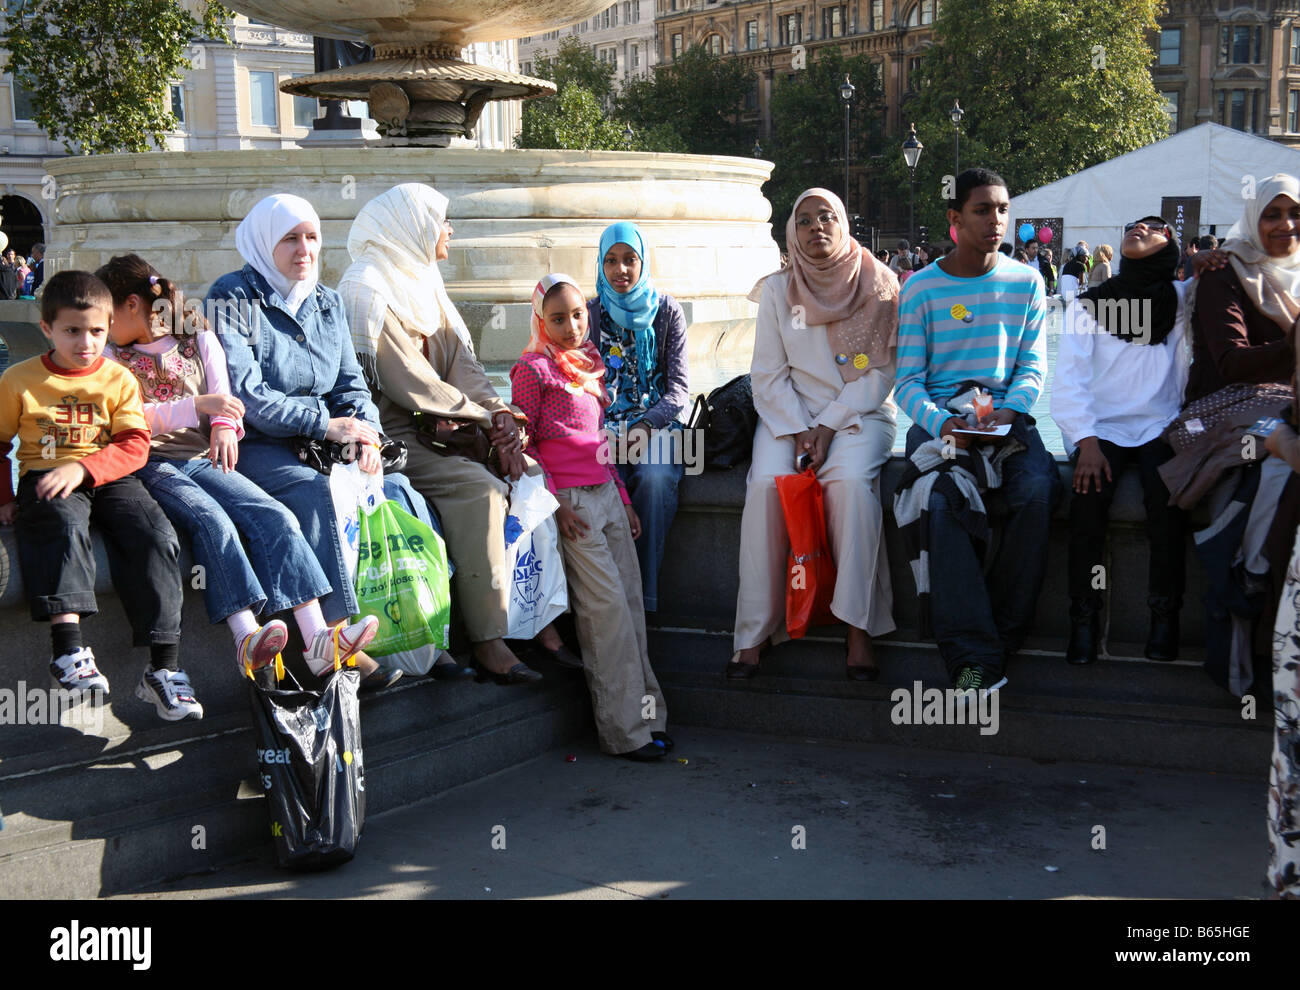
[0,667,593,898]
[646,627,1271,776]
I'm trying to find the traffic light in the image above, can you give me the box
[918,225,929,244]
[850,214,869,246]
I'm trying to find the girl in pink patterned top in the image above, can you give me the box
[510,274,671,761]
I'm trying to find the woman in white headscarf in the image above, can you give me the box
[338,183,556,685]
[206,193,429,685]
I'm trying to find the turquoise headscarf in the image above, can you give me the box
[596,222,661,412]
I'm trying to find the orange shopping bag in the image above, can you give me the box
[775,468,837,639]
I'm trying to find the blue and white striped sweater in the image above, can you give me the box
[895,255,1047,438]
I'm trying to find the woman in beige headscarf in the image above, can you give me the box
[338,183,563,685]
[727,188,898,681]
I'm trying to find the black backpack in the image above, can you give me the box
[687,374,758,470]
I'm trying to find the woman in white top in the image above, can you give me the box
[1051,216,1190,665]
[727,188,898,681]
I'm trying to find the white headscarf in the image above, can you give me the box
[337,183,472,388]
[1220,172,1300,332]
[234,194,321,314]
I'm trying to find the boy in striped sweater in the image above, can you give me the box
[896,168,1062,694]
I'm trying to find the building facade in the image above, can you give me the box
[1155,0,1300,148]
[0,9,521,256]
[517,1,659,86]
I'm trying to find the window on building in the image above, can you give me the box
[601,7,610,28]
[781,12,801,46]
[522,60,532,75]
[631,45,639,68]
[611,4,618,26]
[1292,26,1300,65]
[10,78,34,121]
[291,82,316,129]
[249,69,278,127]
[1159,28,1181,66]
[1229,89,1247,130]
[746,19,758,50]
[1162,90,1178,133]
[823,5,845,38]
[921,0,935,25]
[170,84,186,126]
[871,0,884,30]
[1220,24,1262,64]
[744,84,758,111]
[706,33,723,56]
[907,55,922,91]
[672,32,683,60]
[1290,90,1300,132]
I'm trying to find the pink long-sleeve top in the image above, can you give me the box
[510,350,629,504]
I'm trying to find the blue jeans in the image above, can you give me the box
[136,457,333,624]
[234,439,431,622]
[905,423,1062,681]
[615,426,685,612]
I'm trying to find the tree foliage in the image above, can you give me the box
[883,0,1170,239]
[3,0,231,155]
[617,45,756,157]
[765,47,886,233]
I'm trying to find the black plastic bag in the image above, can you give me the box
[687,374,758,470]
[247,657,366,870]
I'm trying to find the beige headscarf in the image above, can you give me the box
[337,183,472,389]
[1219,173,1300,333]
[782,188,898,383]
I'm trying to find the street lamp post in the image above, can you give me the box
[840,75,855,211]
[949,99,964,176]
[902,122,923,247]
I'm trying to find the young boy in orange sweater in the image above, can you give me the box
[0,271,194,719]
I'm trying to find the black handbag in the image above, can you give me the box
[292,435,408,475]
[686,374,758,470]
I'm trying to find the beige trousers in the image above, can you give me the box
[733,418,896,650]
[561,480,668,754]
[383,413,519,641]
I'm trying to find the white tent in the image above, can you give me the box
[1007,123,1300,252]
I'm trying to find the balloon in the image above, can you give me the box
[948,224,958,244]
[1018,223,1035,243]
[1038,226,1053,243]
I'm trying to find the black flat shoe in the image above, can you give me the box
[535,642,584,669]
[651,731,674,751]
[846,664,880,682]
[621,742,666,761]
[473,660,543,685]
[725,659,760,679]
[430,657,477,681]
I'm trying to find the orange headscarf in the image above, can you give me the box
[524,272,609,407]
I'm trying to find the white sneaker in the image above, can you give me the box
[304,616,379,677]
[50,647,109,700]
[236,619,289,672]
[135,667,204,722]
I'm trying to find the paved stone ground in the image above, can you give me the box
[116,727,1268,901]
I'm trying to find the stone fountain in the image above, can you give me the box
[42,2,779,367]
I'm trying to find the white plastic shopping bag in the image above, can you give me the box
[504,473,568,640]
[329,461,387,584]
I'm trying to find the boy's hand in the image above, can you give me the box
[1072,436,1113,494]
[0,501,17,526]
[555,497,589,541]
[194,393,244,419]
[625,503,641,540]
[209,425,239,473]
[35,463,88,500]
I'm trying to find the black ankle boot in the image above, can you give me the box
[1145,596,1181,661]
[1066,598,1102,665]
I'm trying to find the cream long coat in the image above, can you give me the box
[733,270,898,649]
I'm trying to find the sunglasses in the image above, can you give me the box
[1124,220,1171,235]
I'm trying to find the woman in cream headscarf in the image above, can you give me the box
[727,188,899,681]
[338,183,561,685]
[207,193,430,684]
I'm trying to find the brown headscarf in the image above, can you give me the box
[783,187,899,383]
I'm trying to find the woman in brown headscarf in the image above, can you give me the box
[727,188,899,680]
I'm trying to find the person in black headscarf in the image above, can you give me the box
[1051,216,1190,664]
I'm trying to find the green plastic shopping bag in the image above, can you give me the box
[353,499,452,657]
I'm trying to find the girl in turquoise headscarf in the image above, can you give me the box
[588,221,690,612]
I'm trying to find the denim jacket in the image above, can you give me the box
[207,265,379,442]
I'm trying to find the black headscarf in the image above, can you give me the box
[1078,216,1180,345]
